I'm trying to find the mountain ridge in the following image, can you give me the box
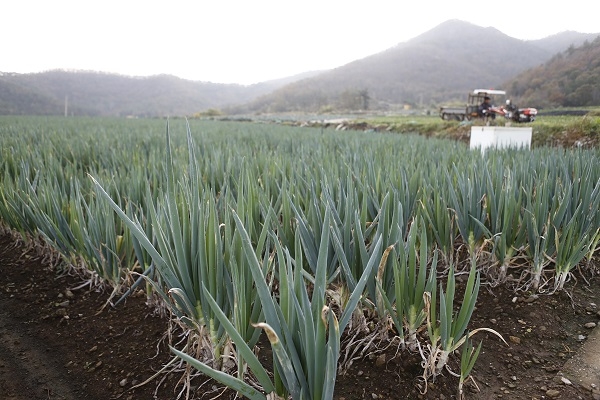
[235,20,597,113]
[1,20,598,116]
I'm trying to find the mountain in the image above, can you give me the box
[504,35,600,108]
[1,20,597,116]
[234,20,598,113]
[0,70,321,117]
[529,31,599,54]
[0,76,64,115]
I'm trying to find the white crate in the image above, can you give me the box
[470,126,532,153]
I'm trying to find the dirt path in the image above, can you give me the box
[562,323,600,396]
[0,306,81,399]
[1,231,599,399]
[0,235,177,400]
[0,239,81,400]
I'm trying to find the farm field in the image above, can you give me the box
[1,116,599,399]
[238,109,600,149]
[340,111,597,141]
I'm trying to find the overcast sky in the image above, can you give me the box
[3,0,598,85]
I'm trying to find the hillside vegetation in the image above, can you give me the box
[505,36,600,108]
[0,70,317,117]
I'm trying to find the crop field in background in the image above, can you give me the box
[349,110,600,146]
[0,115,599,399]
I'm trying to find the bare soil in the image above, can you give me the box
[1,232,599,400]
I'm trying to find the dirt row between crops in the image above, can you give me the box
[1,231,600,399]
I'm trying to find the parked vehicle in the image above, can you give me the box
[439,89,537,122]
[493,99,538,123]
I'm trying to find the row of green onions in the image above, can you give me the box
[1,116,599,399]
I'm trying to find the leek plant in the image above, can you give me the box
[244,207,381,400]
[446,165,488,259]
[430,262,479,375]
[369,192,407,304]
[290,187,338,281]
[329,197,378,299]
[73,181,139,285]
[127,201,155,301]
[91,124,235,371]
[326,174,363,292]
[480,168,526,283]
[586,228,600,267]
[523,176,557,291]
[273,178,297,255]
[329,207,377,370]
[9,172,131,287]
[421,184,457,264]
[0,162,42,239]
[13,174,79,257]
[424,260,503,378]
[390,167,422,238]
[175,207,380,400]
[378,218,436,350]
[329,194,395,370]
[457,335,482,400]
[553,175,600,290]
[224,175,274,381]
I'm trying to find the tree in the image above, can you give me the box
[338,88,370,111]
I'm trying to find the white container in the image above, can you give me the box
[470,126,532,153]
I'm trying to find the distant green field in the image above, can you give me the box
[351,111,600,147]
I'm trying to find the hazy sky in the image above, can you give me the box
[3,1,598,85]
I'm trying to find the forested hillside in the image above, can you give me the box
[0,70,318,117]
[505,36,600,108]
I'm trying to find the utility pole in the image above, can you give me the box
[64,95,68,117]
